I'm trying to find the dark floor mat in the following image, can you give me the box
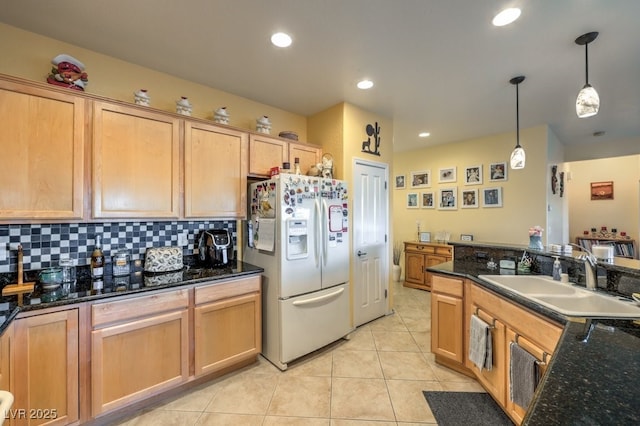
[423,391,514,425]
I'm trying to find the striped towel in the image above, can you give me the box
[510,342,538,408]
[469,314,492,371]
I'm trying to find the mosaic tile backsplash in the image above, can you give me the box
[0,220,237,273]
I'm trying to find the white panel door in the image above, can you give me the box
[353,159,389,327]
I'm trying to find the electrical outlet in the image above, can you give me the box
[0,244,6,261]
[178,232,189,246]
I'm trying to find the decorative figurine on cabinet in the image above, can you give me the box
[134,89,150,106]
[256,115,271,134]
[46,54,88,91]
[176,96,192,116]
[214,107,230,124]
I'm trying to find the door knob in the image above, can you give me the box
[357,250,367,257]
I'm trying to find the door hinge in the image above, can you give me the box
[385,181,388,190]
[384,289,388,299]
[385,234,387,243]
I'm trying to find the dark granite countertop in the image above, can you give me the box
[0,259,263,335]
[428,260,640,425]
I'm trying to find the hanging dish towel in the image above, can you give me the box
[469,314,492,371]
[510,342,538,408]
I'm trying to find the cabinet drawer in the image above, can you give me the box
[195,275,261,305]
[405,244,435,253]
[92,288,189,327]
[435,247,452,256]
[432,275,463,298]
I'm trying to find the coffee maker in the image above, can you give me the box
[198,229,233,266]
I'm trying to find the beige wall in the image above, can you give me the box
[0,23,308,139]
[393,125,549,246]
[567,155,640,247]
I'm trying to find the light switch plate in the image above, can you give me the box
[178,232,188,246]
[0,244,6,261]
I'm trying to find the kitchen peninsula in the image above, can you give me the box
[0,259,263,424]
[428,241,640,425]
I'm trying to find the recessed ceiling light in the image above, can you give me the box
[271,32,292,47]
[357,79,374,90]
[492,8,521,27]
[419,132,431,138]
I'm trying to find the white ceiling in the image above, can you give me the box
[2,0,640,154]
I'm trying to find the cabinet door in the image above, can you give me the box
[0,80,84,220]
[424,254,450,285]
[0,324,12,396]
[248,134,288,176]
[289,142,321,176]
[91,309,189,416]
[431,292,463,362]
[404,252,426,286]
[184,121,248,218]
[194,291,261,376]
[13,309,79,426]
[466,306,506,408]
[92,101,180,218]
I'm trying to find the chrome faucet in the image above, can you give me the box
[570,243,598,291]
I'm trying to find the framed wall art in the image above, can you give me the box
[489,162,507,181]
[461,188,479,208]
[438,167,457,183]
[482,187,503,208]
[407,192,419,208]
[394,174,406,189]
[420,191,435,209]
[464,165,483,185]
[438,187,458,210]
[410,170,431,188]
[590,181,614,200]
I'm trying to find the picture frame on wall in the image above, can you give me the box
[420,191,435,208]
[482,187,503,208]
[590,181,614,200]
[394,174,406,189]
[489,162,508,182]
[438,167,457,183]
[464,165,483,185]
[407,192,419,208]
[438,187,458,210]
[461,188,479,208]
[410,170,431,188]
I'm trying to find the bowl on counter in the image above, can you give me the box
[38,267,63,290]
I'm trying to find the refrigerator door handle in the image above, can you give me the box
[291,287,345,306]
[322,199,329,266]
[314,198,321,267]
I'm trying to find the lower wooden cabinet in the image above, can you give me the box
[431,275,464,364]
[12,308,79,426]
[404,242,452,291]
[90,289,190,417]
[194,276,261,376]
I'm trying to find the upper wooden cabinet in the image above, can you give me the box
[289,142,322,176]
[248,134,288,177]
[184,121,248,218]
[92,101,180,219]
[249,134,322,177]
[0,79,85,221]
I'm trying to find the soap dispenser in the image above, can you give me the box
[552,256,562,281]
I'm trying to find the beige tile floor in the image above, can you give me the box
[116,281,484,425]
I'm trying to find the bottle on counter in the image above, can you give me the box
[91,235,105,279]
[294,157,301,175]
[552,256,562,281]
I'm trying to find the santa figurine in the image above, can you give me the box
[47,54,88,91]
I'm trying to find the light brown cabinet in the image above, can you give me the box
[92,101,181,219]
[249,134,322,177]
[404,242,452,291]
[184,121,248,218]
[90,288,189,417]
[0,323,12,402]
[431,275,464,365]
[194,275,261,376]
[13,308,79,426]
[0,79,85,221]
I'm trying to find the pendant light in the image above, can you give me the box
[509,76,526,170]
[575,31,599,118]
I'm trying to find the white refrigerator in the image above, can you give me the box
[244,173,352,370]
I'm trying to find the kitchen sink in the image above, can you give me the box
[478,275,640,318]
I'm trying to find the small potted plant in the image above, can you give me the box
[392,242,403,282]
